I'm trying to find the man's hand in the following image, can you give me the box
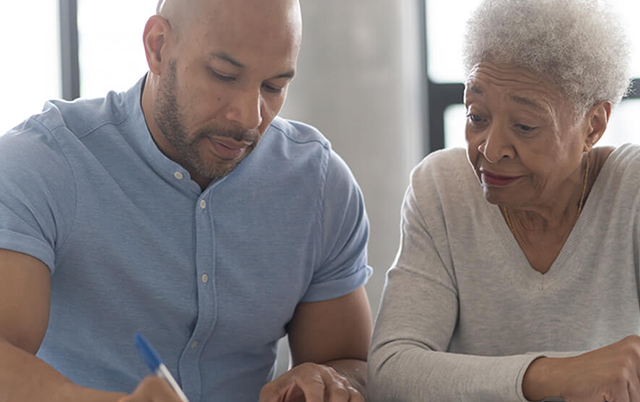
[523,335,640,402]
[117,376,185,402]
[259,362,364,402]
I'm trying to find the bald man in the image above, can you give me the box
[0,0,372,401]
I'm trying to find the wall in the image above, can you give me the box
[276,0,425,372]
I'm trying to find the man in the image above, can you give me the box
[0,0,372,400]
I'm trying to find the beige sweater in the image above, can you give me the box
[368,145,640,402]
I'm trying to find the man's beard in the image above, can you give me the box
[153,60,260,180]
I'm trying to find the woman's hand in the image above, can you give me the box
[523,335,640,402]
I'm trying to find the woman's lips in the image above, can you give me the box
[481,170,522,186]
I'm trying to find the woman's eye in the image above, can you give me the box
[516,123,535,132]
[466,114,483,123]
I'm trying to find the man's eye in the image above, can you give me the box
[209,69,236,82]
[263,83,284,93]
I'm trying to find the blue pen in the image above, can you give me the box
[134,333,190,402]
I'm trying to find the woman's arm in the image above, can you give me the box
[368,176,640,402]
[366,194,543,401]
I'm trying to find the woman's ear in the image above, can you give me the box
[143,15,173,75]
[583,101,612,152]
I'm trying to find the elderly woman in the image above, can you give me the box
[368,0,638,401]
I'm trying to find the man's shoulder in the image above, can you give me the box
[0,87,137,183]
[267,117,331,150]
[242,117,360,203]
[247,117,336,180]
[0,108,72,169]
[0,109,78,210]
[266,117,360,181]
[33,91,130,141]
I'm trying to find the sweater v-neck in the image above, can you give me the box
[486,147,622,288]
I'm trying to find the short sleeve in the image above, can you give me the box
[0,116,77,273]
[301,150,372,302]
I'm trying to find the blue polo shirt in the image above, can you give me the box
[0,78,371,401]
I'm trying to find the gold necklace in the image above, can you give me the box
[502,155,590,233]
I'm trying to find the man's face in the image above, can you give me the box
[154,59,262,179]
[153,0,301,181]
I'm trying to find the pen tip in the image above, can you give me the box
[134,332,162,372]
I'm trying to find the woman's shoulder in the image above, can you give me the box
[410,147,476,190]
[599,144,640,183]
[591,144,640,206]
[406,148,482,219]
[604,143,640,166]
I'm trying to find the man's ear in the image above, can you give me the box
[143,15,173,75]
[582,101,612,152]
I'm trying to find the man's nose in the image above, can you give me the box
[225,88,263,130]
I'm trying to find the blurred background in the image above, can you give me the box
[3,0,639,374]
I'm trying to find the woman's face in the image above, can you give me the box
[465,62,590,209]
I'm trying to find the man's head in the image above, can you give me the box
[142,0,302,185]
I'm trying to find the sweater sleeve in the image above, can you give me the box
[367,146,640,401]
[367,181,540,401]
[366,174,587,401]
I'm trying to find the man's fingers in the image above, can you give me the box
[346,386,365,402]
[259,363,363,402]
[315,365,363,402]
[293,373,325,402]
[259,373,311,402]
[627,371,640,402]
[323,379,351,401]
[120,376,185,402]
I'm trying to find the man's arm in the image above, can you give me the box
[0,249,126,402]
[259,286,372,401]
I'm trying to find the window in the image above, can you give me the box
[0,2,61,135]
[426,0,640,152]
[78,0,156,98]
[1,1,156,136]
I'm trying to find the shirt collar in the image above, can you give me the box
[122,75,203,195]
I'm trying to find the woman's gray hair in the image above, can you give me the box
[463,0,632,113]
[156,0,166,14]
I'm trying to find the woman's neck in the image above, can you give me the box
[504,147,613,234]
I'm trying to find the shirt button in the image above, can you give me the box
[190,341,199,349]
[174,172,184,180]
[201,273,209,284]
[200,200,207,209]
